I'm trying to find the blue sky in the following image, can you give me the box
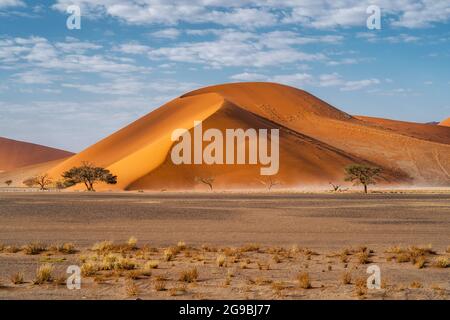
[1,0,449,152]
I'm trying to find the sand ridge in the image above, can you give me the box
[1,83,449,190]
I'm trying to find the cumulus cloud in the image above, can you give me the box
[51,0,450,29]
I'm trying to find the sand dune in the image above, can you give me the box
[2,83,450,190]
[439,117,450,127]
[0,137,73,172]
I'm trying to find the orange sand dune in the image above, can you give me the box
[0,137,73,172]
[439,118,450,127]
[8,82,450,190]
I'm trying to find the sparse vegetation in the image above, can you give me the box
[33,264,53,284]
[10,272,24,285]
[297,272,312,289]
[344,164,382,194]
[342,272,352,285]
[432,257,448,268]
[125,279,139,297]
[354,277,367,297]
[23,242,47,255]
[194,176,215,190]
[23,174,53,190]
[179,268,198,283]
[62,162,117,191]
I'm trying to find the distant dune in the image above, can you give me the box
[439,117,450,127]
[0,137,73,172]
[2,83,450,190]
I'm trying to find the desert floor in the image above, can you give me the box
[0,191,448,300]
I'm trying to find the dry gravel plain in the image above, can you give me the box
[0,191,448,300]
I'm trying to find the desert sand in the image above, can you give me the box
[0,137,73,172]
[1,83,449,191]
[440,117,450,127]
[0,192,448,300]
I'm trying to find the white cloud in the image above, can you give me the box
[150,28,181,39]
[52,0,450,30]
[147,30,326,68]
[230,72,268,81]
[13,70,58,84]
[341,78,380,91]
[114,42,151,55]
[0,0,24,9]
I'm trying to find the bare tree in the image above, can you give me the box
[23,174,53,190]
[329,182,341,192]
[195,176,215,190]
[257,177,281,191]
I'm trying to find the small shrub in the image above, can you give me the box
[177,241,186,250]
[34,264,53,284]
[115,258,136,271]
[179,268,198,283]
[396,253,411,263]
[145,260,159,269]
[81,262,98,276]
[297,272,312,289]
[154,279,166,291]
[433,257,449,268]
[127,237,138,250]
[10,272,24,285]
[354,277,367,297]
[216,254,226,267]
[125,280,139,296]
[92,241,114,253]
[342,272,352,285]
[415,256,427,269]
[23,242,47,255]
[357,251,371,264]
[410,281,422,289]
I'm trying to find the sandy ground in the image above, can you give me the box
[0,191,448,300]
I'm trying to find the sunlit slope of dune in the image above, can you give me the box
[439,118,450,127]
[22,82,448,190]
[189,83,450,185]
[0,137,73,172]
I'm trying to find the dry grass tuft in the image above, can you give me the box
[81,262,98,276]
[144,260,159,270]
[53,242,77,254]
[354,277,367,297]
[357,251,371,264]
[240,243,260,253]
[23,242,47,255]
[92,241,114,253]
[125,279,139,297]
[216,254,226,267]
[341,272,352,285]
[169,284,187,296]
[10,272,24,285]
[297,272,312,289]
[432,257,448,268]
[177,241,187,250]
[127,237,138,250]
[179,268,198,283]
[154,279,167,291]
[34,264,53,284]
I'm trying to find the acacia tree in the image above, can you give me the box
[4,180,12,186]
[23,174,53,190]
[62,162,117,191]
[344,164,382,194]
